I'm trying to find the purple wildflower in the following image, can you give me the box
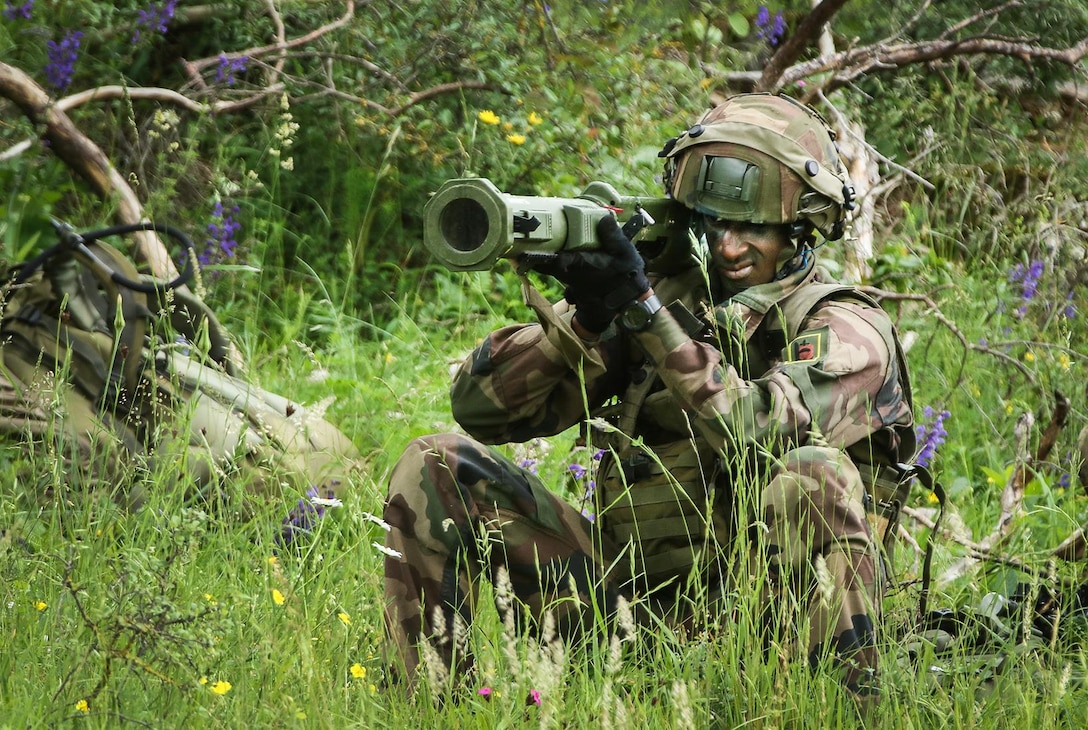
[1008,260,1044,318]
[133,0,177,43]
[580,477,596,523]
[756,6,786,47]
[477,687,493,700]
[527,688,542,706]
[215,54,249,85]
[201,200,242,266]
[44,31,82,91]
[2,0,33,20]
[279,486,332,545]
[519,458,538,474]
[914,406,950,468]
[1062,291,1076,319]
[568,463,587,481]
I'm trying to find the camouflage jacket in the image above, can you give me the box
[450,256,914,468]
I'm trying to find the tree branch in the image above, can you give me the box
[781,35,1088,95]
[757,0,850,92]
[0,61,180,283]
[180,0,358,83]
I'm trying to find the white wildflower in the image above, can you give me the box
[363,512,392,531]
[372,541,402,559]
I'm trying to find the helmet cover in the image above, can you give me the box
[661,93,853,240]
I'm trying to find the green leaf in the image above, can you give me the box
[727,12,750,37]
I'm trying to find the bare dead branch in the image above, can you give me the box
[819,92,936,192]
[239,60,502,117]
[181,0,357,81]
[939,1,1023,41]
[1053,527,1087,562]
[860,286,1041,392]
[903,503,1066,581]
[0,61,180,283]
[935,389,1072,583]
[780,35,1088,95]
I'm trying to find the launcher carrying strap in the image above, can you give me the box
[3,220,198,409]
[892,461,947,620]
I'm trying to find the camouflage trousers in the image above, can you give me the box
[383,433,880,694]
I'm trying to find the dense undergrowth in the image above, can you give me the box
[3,1,1088,727]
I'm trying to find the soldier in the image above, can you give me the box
[383,93,915,701]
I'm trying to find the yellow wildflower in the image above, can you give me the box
[350,663,367,679]
[210,680,232,695]
[502,122,513,131]
[478,110,500,125]
[1059,352,1071,370]
[507,134,527,145]
[34,600,47,611]
[268,556,278,565]
[272,589,285,606]
[927,491,940,504]
[338,611,352,626]
[528,111,543,125]
[75,699,89,713]
[1024,351,1035,362]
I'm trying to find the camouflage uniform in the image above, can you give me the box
[384,252,914,694]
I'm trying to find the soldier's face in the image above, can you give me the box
[703,216,792,292]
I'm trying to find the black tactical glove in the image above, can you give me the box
[525,216,650,334]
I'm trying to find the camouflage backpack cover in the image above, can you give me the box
[0,220,359,535]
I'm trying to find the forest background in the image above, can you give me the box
[2,1,1088,727]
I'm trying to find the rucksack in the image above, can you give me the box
[0,220,360,538]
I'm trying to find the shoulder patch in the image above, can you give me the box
[786,325,830,363]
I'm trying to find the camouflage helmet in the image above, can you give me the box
[660,93,855,240]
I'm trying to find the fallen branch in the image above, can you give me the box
[901,503,1069,583]
[934,391,1071,584]
[860,286,1042,396]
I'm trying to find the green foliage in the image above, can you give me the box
[4,0,1088,726]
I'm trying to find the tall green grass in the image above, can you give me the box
[2,248,1086,727]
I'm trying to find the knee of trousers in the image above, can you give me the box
[384,432,486,537]
[763,445,871,551]
[771,444,865,499]
[387,432,480,498]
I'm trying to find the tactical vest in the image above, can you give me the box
[592,266,916,592]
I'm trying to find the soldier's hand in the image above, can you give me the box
[526,216,650,334]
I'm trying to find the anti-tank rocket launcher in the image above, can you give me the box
[422,177,693,273]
